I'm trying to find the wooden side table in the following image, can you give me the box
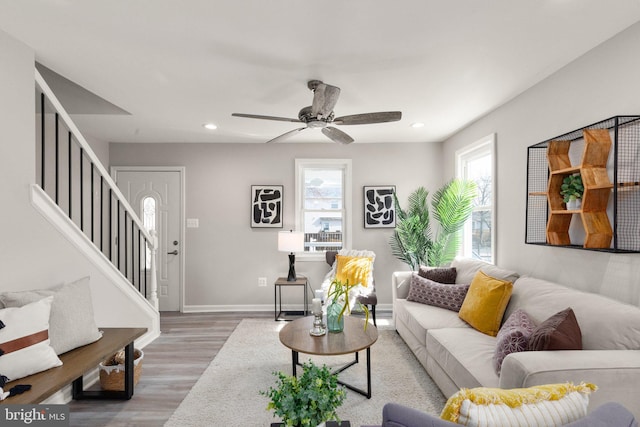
[274,277,309,321]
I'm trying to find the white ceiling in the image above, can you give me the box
[1,1,640,144]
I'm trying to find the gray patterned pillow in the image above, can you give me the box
[407,273,469,312]
[493,309,535,374]
[418,266,457,284]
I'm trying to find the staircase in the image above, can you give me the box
[32,69,159,345]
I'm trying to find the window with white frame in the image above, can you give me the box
[295,159,352,257]
[456,135,495,263]
[142,196,157,270]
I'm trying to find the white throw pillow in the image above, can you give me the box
[0,296,62,381]
[0,277,102,355]
[441,383,596,427]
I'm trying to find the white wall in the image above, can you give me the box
[0,29,155,330]
[442,22,640,307]
[109,141,442,309]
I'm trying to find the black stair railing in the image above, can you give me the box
[35,70,158,307]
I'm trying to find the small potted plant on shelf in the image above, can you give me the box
[560,173,584,210]
[261,361,346,427]
[326,278,370,332]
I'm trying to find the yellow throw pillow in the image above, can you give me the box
[458,270,513,336]
[441,382,597,426]
[334,255,373,288]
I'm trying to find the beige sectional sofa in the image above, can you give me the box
[392,257,640,418]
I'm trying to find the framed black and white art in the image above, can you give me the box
[251,185,283,228]
[363,185,396,228]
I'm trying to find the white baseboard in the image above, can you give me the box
[182,303,392,313]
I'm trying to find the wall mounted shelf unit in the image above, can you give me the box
[526,116,640,253]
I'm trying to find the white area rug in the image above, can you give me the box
[165,319,446,427]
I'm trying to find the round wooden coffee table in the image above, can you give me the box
[279,315,378,398]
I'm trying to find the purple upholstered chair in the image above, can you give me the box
[360,402,638,427]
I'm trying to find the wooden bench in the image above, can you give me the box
[1,327,147,404]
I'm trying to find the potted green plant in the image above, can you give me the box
[326,278,370,332]
[560,173,584,210]
[389,179,477,269]
[261,361,346,427]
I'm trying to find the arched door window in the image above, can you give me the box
[142,196,157,269]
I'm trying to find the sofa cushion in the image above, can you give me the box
[427,328,499,390]
[407,274,469,312]
[505,276,640,350]
[418,266,457,284]
[395,299,469,350]
[451,257,519,285]
[0,277,103,355]
[458,271,513,337]
[440,382,597,426]
[493,309,534,374]
[0,296,62,381]
[528,307,582,351]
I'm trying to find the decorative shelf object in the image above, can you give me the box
[526,116,640,253]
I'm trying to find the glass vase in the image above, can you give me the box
[327,299,344,333]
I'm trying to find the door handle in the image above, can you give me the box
[167,250,178,255]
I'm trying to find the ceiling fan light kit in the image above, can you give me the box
[232,80,402,144]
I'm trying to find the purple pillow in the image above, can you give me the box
[493,309,535,374]
[528,307,582,351]
[406,273,469,312]
[418,266,457,284]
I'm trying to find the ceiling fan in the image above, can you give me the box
[232,80,402,144]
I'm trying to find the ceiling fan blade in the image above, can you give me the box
[322,127,354,144]
[232,113,302,123]
[266,127,307,143]
[311,83,341,118]
[333,111,402,125]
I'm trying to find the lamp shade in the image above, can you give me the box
[278,230,304,253]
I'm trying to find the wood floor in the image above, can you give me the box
[68,311,389,426]
[68,312,270,427]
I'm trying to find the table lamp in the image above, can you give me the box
[278,230,304,281]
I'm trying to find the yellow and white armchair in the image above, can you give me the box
[321,249,377,326]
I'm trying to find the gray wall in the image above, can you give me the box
[442,22,640,307]
[0,29,155,329]
[110,142,442,309]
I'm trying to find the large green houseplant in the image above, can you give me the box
[390,179,477,269]
[261,361,346,427]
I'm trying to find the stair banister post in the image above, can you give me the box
[149,230,159,310]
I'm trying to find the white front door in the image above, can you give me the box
[114,168,183,311]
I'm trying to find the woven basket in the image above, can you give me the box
[99,348,144,391]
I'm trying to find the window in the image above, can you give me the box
[295,159,352,257]
[456,134,495,263]
[142,196,156,269]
